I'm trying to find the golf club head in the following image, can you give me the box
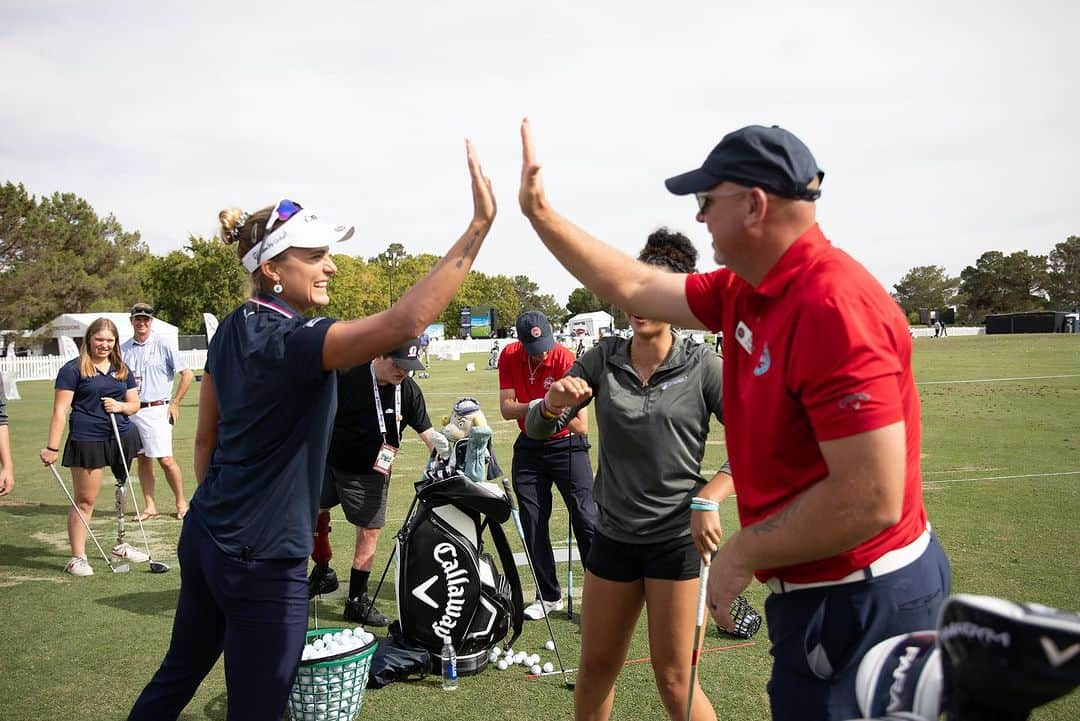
[148,560,170,573]
[111,563,131,573]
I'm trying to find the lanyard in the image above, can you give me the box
[370,363,402,442]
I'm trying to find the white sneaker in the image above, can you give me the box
[523,598,564,620]
[64,556,94,577]
[111,543,150,563]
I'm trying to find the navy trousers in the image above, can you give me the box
[128,513,309,721]
[511,433,597,603]
[764,533,951,720]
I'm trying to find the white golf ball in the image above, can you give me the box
[322,633,334,644]
[341,628,353,637]
[545,640,555,651]
[496,660,508,670]
[504,647,515,657]
[543,662,554,673]
[312,639,326,651]
[528,654,540,666]
[530,664,542,675]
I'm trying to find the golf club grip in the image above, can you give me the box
[500,477,518,511]
[695,563,710,625]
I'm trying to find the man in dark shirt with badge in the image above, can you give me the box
[308,338,448,624]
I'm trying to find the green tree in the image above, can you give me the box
[140,236,247,333]
[323,254,386,321]
[566,287,627,329]
[0,188,150,329]
[892,265,958,317]
[959,250,1049,320]
[1046,235,1080,311]
[440,272,519,338]
[512,274,566,325]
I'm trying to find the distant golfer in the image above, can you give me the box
[518,120,950,720]
[128,141,495,721]
[39,318,148,576]
[120,303,194,521]
[0,376,13,497]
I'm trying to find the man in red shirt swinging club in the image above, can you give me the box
[517,119,950,720]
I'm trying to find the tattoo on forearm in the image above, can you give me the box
[751,496,803,536]
[456,230,482,268]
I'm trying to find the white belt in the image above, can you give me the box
[765,526,932,594]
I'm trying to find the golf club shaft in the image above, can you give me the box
[48,462,121,572]
[686,560,710,721]
[110,412,154,561]
[502,478,573,685]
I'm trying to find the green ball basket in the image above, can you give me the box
[288,628,378,721]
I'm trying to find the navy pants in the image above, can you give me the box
[764,533,951,720]
[511,433,596,603]
[128,513,309,721]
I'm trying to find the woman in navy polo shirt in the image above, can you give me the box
[129,141,495,721]
[39,318,145,576]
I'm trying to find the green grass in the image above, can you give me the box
[1,334,1078,720]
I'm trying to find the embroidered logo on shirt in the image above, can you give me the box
[543,376,554,389]
[304,317,327,328]
[753,344,771,377]
[659,375,688,391]
[838,392,872,410]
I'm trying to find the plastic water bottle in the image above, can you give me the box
[441,639,458,691]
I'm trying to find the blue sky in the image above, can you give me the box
[2,0,1076,305]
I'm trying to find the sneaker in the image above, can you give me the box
[523,597,564,621]
[111,543,150,563]
[344,594,390,627]
[308,565,339,598]
[64,556,94,577]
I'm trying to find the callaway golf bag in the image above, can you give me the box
[394,469,524,675]
[850,594,1080,720]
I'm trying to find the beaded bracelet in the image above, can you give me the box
[539,398,562,420]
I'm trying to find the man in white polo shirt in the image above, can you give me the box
[120,303,195,520]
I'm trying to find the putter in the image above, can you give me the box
[48,462,130,573]
[110,413,170,573]
[685,560,710,721]
[502,478,575,690]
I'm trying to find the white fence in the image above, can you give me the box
[0,350,209,383]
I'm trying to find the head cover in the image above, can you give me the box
[241,200,355,272]
[130,303,154,319]
[664,125,824,200]
[386,338,425,371]
[515,310,554,356]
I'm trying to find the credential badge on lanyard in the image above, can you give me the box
[370,364,402,476]
[735,321,754,355]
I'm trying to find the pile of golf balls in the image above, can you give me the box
[301,628,375,661]
[486,646,555,675]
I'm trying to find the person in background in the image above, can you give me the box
[526,229,732,721]
[517,119,949,720]
[0,378,13,497]
[121,303,195,521]
[39,318,148,575]
[128,141,495,721]
[307,338,448,625]
[499,309,596,620]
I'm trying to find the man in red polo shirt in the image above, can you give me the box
[516,119,950,720]
[500,310,597,620]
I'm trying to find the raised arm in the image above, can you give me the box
[518,118,699,328]
[322,139,496,370]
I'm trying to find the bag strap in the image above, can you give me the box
[484,518,524,649]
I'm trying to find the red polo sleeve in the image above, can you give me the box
[685,269,734,332]
[788,294,905,442]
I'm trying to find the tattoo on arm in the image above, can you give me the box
[751,496,803,536]
[456,230,481,268]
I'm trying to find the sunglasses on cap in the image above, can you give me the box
[264,199,304,235]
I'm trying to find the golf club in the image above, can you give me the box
[110,413,170,573]
[48,462,129,573]
[565,431,574,621]
[685,559,710,721]
[501,477,575,690]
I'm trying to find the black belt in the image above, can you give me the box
[140,400,168,408]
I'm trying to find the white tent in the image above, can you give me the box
[566,310,614,338]
[34,313,180,347]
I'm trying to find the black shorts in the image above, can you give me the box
[62,430,142,480]
[319,465,389,529]
[585,532,700,582]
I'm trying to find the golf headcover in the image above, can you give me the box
[311,510,332,565]
[937,594,1080,720]
[854,631,941,721]
[724,595,762,639]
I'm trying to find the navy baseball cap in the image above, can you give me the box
[387,338,425,371]
[515,311,554,356]
[664,125,824,201]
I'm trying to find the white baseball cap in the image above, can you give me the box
[241,199,354,272]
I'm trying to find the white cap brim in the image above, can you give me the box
[242,210,354,272]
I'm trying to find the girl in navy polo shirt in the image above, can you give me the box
[129,141,495,721]
[39,318,145,576]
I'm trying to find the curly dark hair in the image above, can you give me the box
[638,227,698,274]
